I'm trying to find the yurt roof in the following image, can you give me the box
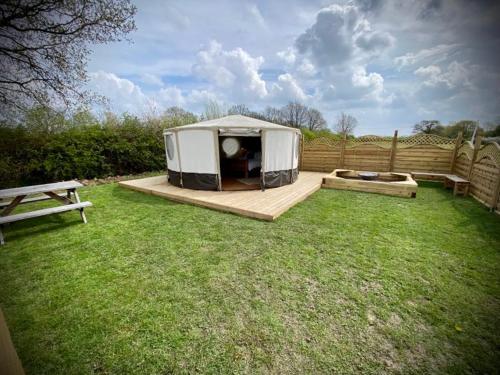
[163,115,300,134]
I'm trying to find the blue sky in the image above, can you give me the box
[87,0,500,135]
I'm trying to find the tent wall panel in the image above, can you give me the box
[177,130,218,174]
[263,130,294,172]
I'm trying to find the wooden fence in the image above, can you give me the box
[300,132,500,212]
[453,138,500,211]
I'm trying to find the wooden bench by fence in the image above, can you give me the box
[411,172,470,197]
[409,172,450,182]
[444,175,470,196]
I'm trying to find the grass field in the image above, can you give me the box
[0,181,499,374]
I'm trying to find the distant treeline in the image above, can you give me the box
[0,103,338,187]
[1,103,497,188]
[0,108,169,188]
[412,120,500,140]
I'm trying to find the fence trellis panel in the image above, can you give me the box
[469,143,500,209]
[453,142,474,178]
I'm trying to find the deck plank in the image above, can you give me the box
[119,172,325,221]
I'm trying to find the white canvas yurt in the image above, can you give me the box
[163,115,301,191]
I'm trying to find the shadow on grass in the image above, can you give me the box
[3,215,84,243]
[449,201,499,237]
[416,181,444,189]
[417,181,500,237]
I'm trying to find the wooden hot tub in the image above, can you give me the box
[322,169,417,198]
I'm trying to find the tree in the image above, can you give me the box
[262,106,285,125]
[281,101,309,128]
[306,108,327,131]
[203,100,226,120]
[484,122,500,137]
[162,107,197,127]
[412,120,444,135]
[102,111,120,128]
[23,105,67,134]
[262,103,327,130]
[442,120,480,139]
[334,112,358,136]
[0,0,137,118]
[70,108,99,128]
[228,104,250,116]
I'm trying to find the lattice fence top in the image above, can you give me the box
[476,142,500,167]
[397,134,456,149]
[303,137,341,148]
[304,133,458,150]
[457,141,474,160]
[346,135,393,149]
[355,135,393,142]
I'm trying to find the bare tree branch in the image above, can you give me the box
[0,0,136,119]
[334,112,358,136]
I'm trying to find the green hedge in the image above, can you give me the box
[0,123,165,188]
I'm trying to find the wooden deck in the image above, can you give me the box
[119,172,325,221]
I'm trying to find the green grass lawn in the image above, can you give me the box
[0,182,499,374]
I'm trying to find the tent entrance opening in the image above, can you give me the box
[219,135,261,191]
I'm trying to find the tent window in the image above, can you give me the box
[166,134,174,160]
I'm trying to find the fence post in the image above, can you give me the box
[450,131,463,173]
[339,133,347,168]
[389,130,398,172]
[299,134,304,170]
[467,135,482,180]
[491,171,500,211]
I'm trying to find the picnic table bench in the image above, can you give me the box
[410,172,470,197]
[0,181,91,245]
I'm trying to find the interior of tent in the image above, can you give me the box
[219,135,262,191]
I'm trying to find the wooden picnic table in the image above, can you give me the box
[0,181,92,245]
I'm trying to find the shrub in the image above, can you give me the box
[0,119,165,188]
[301,128,343,141]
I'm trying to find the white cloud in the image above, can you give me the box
[295,4,394,67]
[246,3,266,28]
[355,30,394,53]
[414,65,441,78]
[414,61,471,89]
[351,66,384,100]
[88,71,214,115]
[296,60,316,77]
[295,4,358,67]
[394,44,460,68]
[140,73,164,87]
[156,87,185,106]
[192,40,268,100]
[271,73,308,102]
[277,47,296,65]
[288,2,395,112]
[88,71,151,113]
